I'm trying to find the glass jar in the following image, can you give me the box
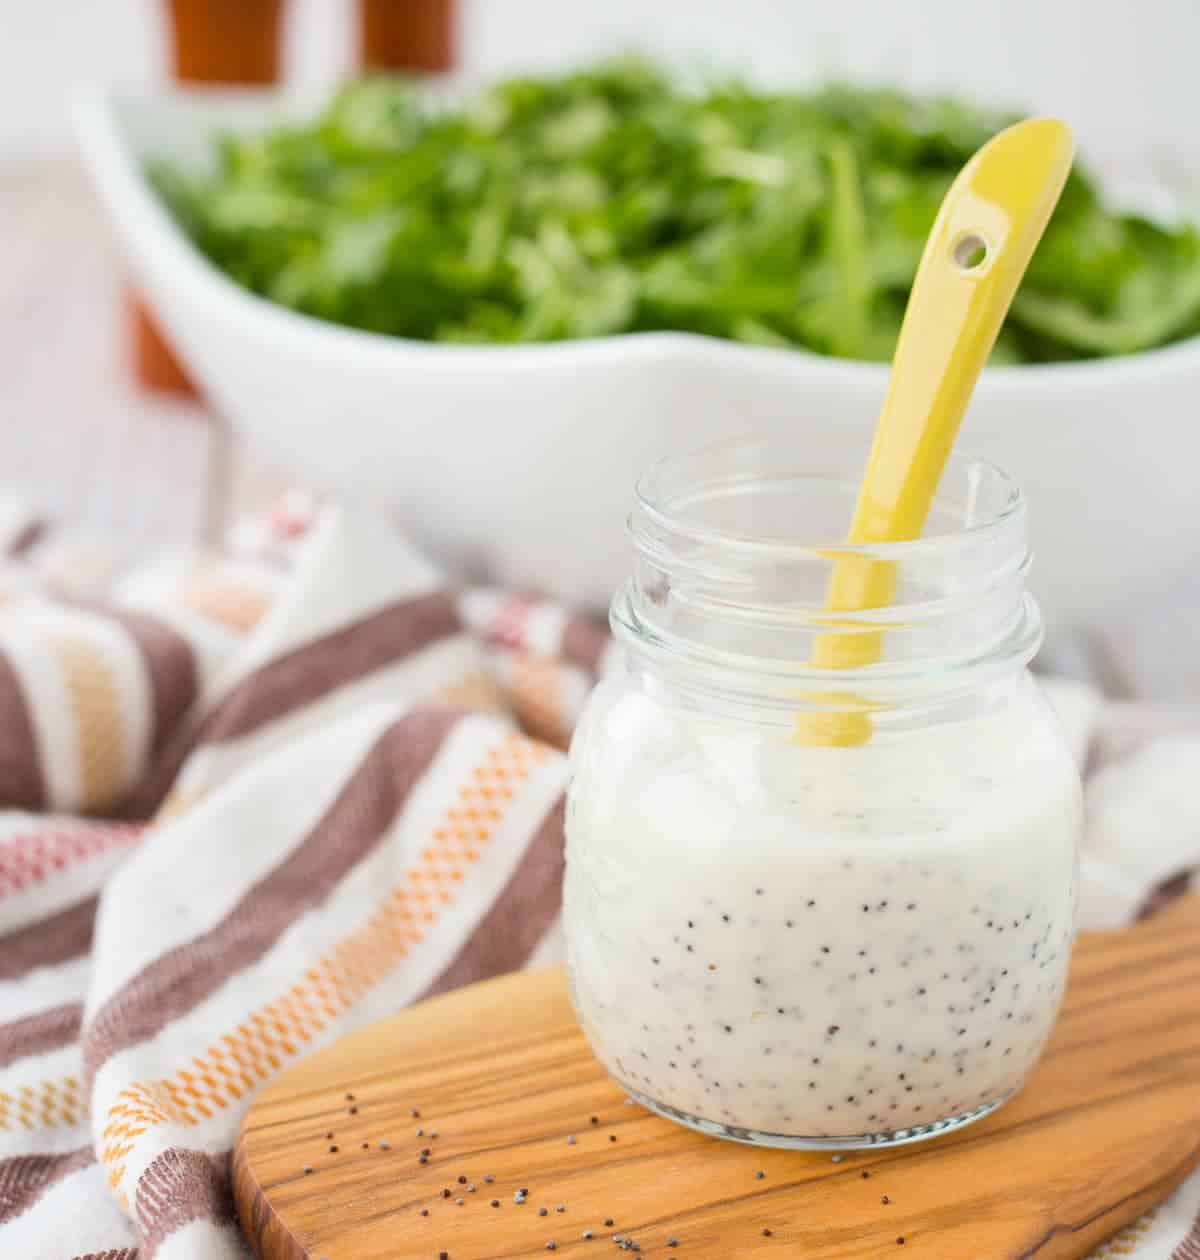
[564,439,1081,1150]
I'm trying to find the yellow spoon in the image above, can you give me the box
[796,117,1075,747]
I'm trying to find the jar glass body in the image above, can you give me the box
[563,442,1082,1149]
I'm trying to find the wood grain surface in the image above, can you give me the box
[234,894,1200,1260]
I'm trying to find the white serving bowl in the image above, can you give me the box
[76,86,1200,634]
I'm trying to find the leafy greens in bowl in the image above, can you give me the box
[150,58,1200,363]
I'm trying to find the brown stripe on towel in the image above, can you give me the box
[136,1146,232,1258]
[0,897,97,982]
[422,794,565,998]
[0,653,46,811]
[0,1147,94,1225]
[6,521,46,558]
[1172,1208,1200,1260]
[84,709,461,1090]
[0,1002,83,1070]
[125,589,461,816]
[196,589,460,743]
[100,606,198,761]
[1138,870,1196,922]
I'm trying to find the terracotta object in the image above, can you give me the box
[132,1,456,396]
[165,0,286,84]
[129,0,286,397]
[360,0,455,72]
[127,294,198,397]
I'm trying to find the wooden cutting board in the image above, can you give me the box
[234,895,1200,1260]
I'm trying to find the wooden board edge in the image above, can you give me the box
[1027,1142,1200,1260]
[234,1127,309,1260]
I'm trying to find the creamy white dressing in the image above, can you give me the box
[564,674,1081,1144]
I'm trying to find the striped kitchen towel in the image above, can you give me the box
[0,497,1196,1259]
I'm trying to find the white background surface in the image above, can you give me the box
[2,0,1198,169]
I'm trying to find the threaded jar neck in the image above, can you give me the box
[612,439,1042,727]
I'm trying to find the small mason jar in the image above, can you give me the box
[564,440,1081,1149]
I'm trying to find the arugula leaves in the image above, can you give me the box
[152,59,1200,361]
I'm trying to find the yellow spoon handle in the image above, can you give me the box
[849,117,1074,548]
[800,118,1075,742]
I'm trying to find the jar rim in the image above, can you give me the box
[617,437,1041,715]
[633,437,1025,560]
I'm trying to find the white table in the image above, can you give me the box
[0,158,287,552]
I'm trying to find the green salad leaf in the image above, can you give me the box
[151,58,1200,362]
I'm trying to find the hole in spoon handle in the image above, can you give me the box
[952,231,990,271]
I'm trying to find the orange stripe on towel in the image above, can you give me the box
[54,636,125,813]
[100,732,551,1192]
